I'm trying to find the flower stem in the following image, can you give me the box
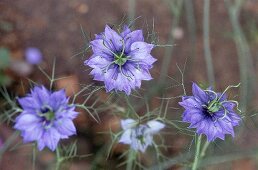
[192,135,202,170]
[55,146,62,170]
[200,140,210,158]
[126,150,136,170]
[32,143,36,170]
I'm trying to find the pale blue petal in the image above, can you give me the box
[121,119,137,130]
[119,129,132,144]
[146,120,165,134]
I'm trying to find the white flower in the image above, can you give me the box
[119,119,165,152]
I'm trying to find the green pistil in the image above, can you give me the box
[114,54,127,66]
[207,99,221,114]
[43,111,55,121]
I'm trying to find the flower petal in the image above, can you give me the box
[124,30,144,53]
[119,129,132,144]
[14,113,41,130]
[146,120,165,134]
[121,119,137,130]
[129,42,154,60]
[42,128,61,151]
[121,25,131,38]
[55,118,76,137]
[192,83,208,103]
[104,25,123,51]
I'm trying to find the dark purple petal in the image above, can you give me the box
[179,97,202,110]
[192,83,208,103]
[179,82,241,142]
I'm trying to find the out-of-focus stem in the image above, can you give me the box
[184,0,197,80]
[203,0,215,86]
[200,140,210,158]
[126,150,136,170]
[0,131,19,160]
[225,0,254,113]
[55,146,62,170]
[159,0,183,84]
[128,0,136,28]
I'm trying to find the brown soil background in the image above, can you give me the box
[1,0,258,169]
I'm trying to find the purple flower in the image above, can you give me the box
[119,119,165,152]
[25,47,43,65]
[85,25,156,95]
[179,83,241,142]
[14,86,78,151]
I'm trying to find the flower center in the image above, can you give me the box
[136,135,145,144]
[205,99,222,115]
[40,106,55,121]
[114,53,127,66]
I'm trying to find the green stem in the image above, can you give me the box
[128,0,136,28]
[126,150,136,170]
[55,146,62,170]
[200,140,210,158]
[159,0,183,84]
[203,0,215,86]
[192,135,202,170]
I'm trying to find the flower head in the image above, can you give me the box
[25,47,43,65]
[179,83,241,142]
[119,119,165,152]
[14,86,79,151]
[85,25,156,95]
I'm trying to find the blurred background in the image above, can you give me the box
[1,0,258,169]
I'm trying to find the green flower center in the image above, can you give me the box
[43,110,55,121]
[114,53,127,66]
[39,107,55,121]
[207,99,222,114]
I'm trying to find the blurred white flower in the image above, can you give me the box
[119,119,165,152]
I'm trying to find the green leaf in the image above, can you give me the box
[0,47,10,69]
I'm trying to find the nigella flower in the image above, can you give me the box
[85,25,156,95]
[14,86,78,151]
[119,119,165,152]
[179,83,241,141]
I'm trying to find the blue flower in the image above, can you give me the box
[179,83,241,141]
[14,86,78,151]
[85,25,156,95]
[119,119,165,152]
